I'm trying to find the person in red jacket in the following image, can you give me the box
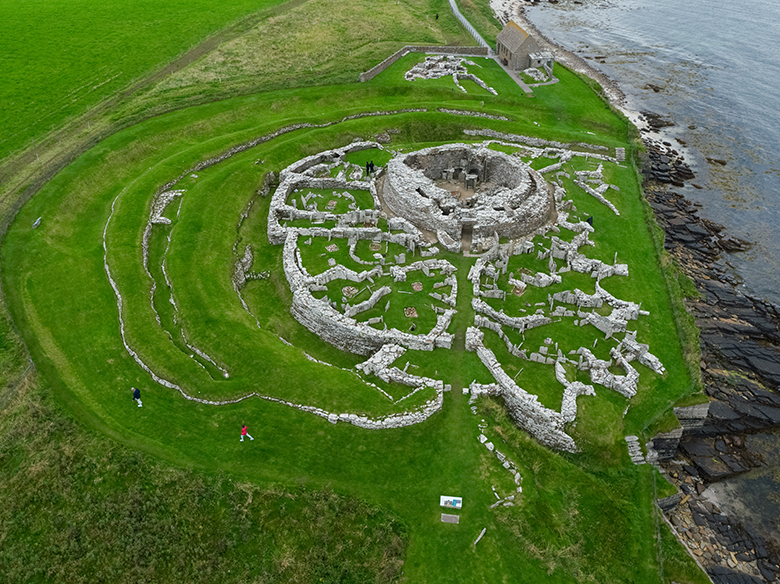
[240,424,254,442]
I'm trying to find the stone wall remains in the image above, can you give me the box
[359,45,489,83]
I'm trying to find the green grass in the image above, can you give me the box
[288,188,374,213]
[0,0,478,160]
[115,0,474,125]
[344,147,394,169]
[455,0,503,47]
[0,29,708,584]
[0,375,406,584]
[0,0,288,158]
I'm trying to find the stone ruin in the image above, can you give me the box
[523,67,548,83]
[110,104,665,455]
[405,55,498,95]
[382,143,554,253]
[256,137,665,450]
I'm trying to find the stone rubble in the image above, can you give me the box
[405,55,498,95]
[240,137,667,441]
[467,326,577,452]
[659,469,780,583]
[625,435,646,465]
[437,107,509,121]
[522,67,547,82]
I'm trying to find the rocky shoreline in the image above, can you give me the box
[643,146,780,583]
[489,2,780,579]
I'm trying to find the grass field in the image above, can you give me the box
[0,0,470,161]
[2,47,708,580]
[0,0,710,581]
[0,0,281,158]
[0,375,406,583]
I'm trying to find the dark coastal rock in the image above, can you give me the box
[641,110,675,130]
[719,454,748,473]
[758,560,778,582]
[681,437,717,457]
[709,565,765,583]
[656,492,683,512]
[651,428,683,460]
[691,456,734,480]
[679,433,757,478]
[643,135,780,577]
[718,235,752,252]
[756,404,780,424]
[643,142,696,192]
[709,402,741,422]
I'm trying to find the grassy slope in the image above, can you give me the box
[0,0,288,159]
[0,374,406,584]
[0,0,471,162]
[1,44,707,580]
[457,0,503,46]
[136,0,471,108]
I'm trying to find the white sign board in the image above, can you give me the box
[440,495,462,509]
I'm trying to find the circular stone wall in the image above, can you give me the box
[382,144,554,251]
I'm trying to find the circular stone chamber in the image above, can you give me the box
[381,144,554,252]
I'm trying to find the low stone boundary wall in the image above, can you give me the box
[359,45,488,83]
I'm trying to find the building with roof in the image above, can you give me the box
[496,21,554,72]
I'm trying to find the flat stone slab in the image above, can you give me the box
[342,286,359,298]
[412,282,423,292]
[404,307,418,318]
[325,244,339,252]
[441,513,460,524]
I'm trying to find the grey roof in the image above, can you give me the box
[496,21,529,54]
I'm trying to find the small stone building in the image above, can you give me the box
[496,21,553,71]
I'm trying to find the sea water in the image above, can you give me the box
[523,0,780,550]
[526,0,780,303]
